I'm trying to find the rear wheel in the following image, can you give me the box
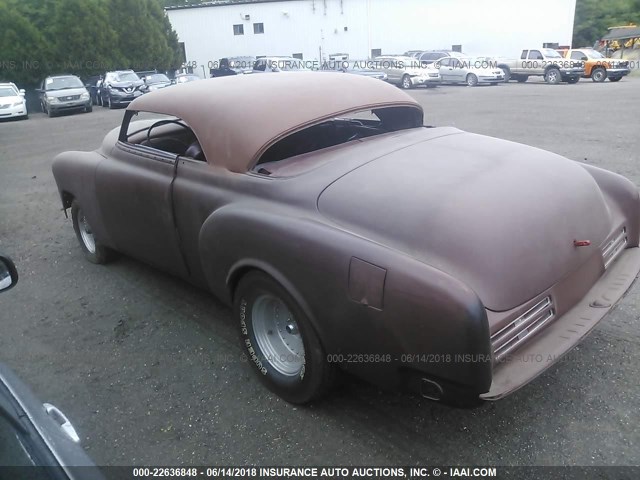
[544,68,561,85]
[401,74,413,89]
[71,201,114,264]
[466,73,478,86]
[567,77,580,84]
[591,67,606,83]
[234,271,334,404]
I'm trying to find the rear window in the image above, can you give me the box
[253,105,423,176]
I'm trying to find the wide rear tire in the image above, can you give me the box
[234,271,334,404]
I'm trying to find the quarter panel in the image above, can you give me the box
[198,206,492,392]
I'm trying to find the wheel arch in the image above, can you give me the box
[226,259,320,338]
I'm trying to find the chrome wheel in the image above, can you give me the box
[466,74,478,87]
[252,294,304,376]
[77,209,96,254]
[401,75,412,89]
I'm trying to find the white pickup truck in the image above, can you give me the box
[496,48,585,84]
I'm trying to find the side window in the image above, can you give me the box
[570,51,583,60]
[528,50,543,60]
[254,60,266,71]
[220,58,229,68]
[123,112,206,161]
[521,50,528,59]
[440,58,450,67]
[450,58,460,68]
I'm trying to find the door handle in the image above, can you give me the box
[43,403,80,443]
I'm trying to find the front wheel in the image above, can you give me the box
[401,74,413,89]
[591,67,606,83]
[544,68,561,85]
[466,73,478,87]
[234,271,334,404]
[71,201,114,264]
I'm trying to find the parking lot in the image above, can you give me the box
[1,78,639,468]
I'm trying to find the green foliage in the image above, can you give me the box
[0,0,183,85]
[573,0,640,47]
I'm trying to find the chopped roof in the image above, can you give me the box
[128,72,422,172]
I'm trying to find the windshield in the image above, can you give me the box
[115,72,140,82]
[45,76,83,90]
[0,87,18,97]
[585,49,605,59]
[542,49,562,58]
[146,74,170,83]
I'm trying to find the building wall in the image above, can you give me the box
[167,0,577,76]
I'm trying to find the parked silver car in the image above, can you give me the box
[435,57,505,86]
[374,56,441,89]
[37,75,92,117]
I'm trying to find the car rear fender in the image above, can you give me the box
[198,205,492,393]
[580,163,640,247]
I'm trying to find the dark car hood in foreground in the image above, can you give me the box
[318,130,612,311]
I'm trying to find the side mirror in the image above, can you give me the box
[581,56,588,61]
[19,89,26,96]
[0,255,18,293]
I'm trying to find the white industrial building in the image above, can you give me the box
[166,0,577,76]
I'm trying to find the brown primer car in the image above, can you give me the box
[52,72,640,406]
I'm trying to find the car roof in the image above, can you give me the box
[128,72,421,172]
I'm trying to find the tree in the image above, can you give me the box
[0,0,46,84]
[573,0,640,47]
[0,0,182,85]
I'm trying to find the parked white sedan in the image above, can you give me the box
[374,56,441,89]
[0,83,28,120]
[435,57,504,86]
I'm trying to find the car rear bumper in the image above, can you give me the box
[481,247,640,400]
